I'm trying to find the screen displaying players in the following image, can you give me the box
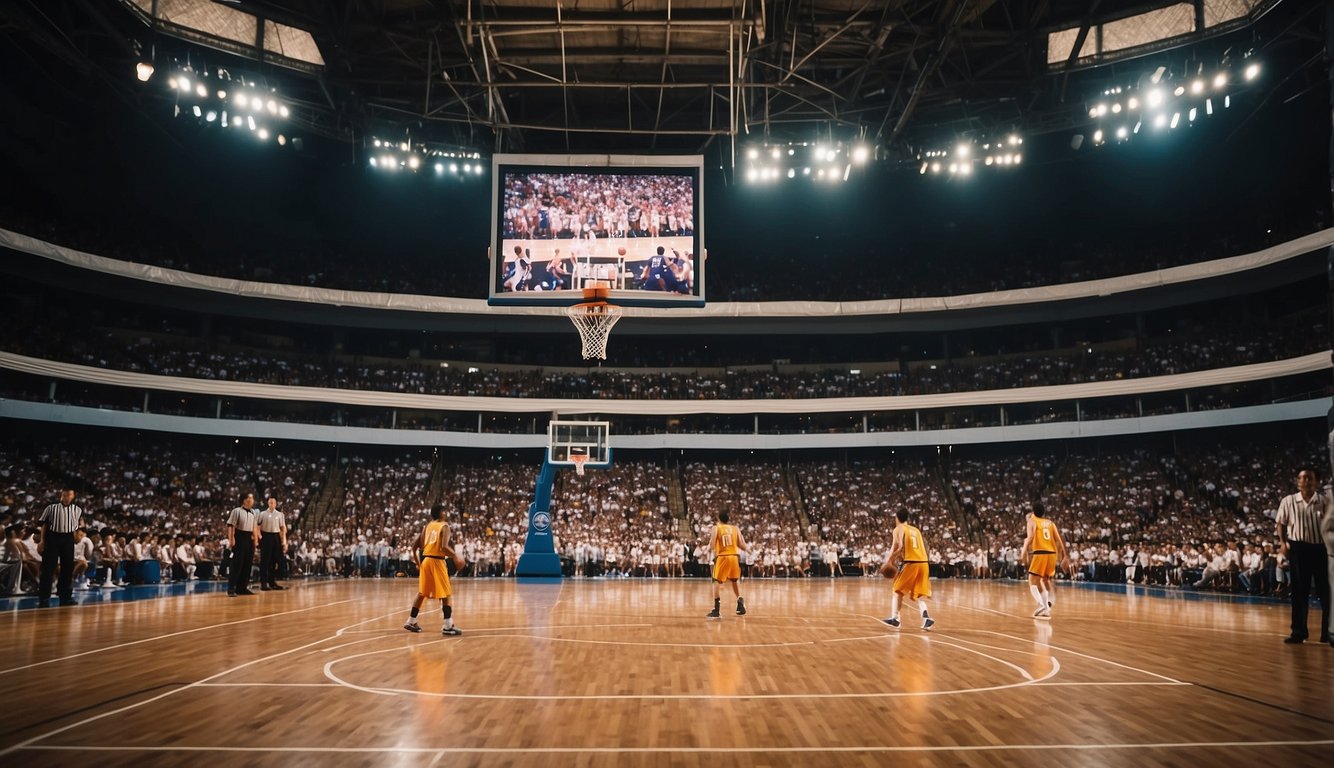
[489,156,704,306]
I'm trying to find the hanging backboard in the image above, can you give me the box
[548,419,611,468]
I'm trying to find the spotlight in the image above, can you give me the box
[435,162,443,173]
[1190,80,1204,94]
[1224,95,1231,108]
[1188,107,1197,122]
[177,76,191,93]
[1013,154,1022,164]
[930,162,941,173]
[167,77,178,90]
[1244,63,1260,81]
[788,148,795,156]
[370,157,378,167]
[947,163,957,174]
[257,128,269,140]
[851,145,869,164]
[217,90,227,100]
[919,162,927,175]
[1173,85,1185,96]
[220,111,228,127]
[278,134,286,146]
[408,155,421,169]
[1206,98,1213,115]
[1147,89,1164,107]
[786,168,795,178]
[192,105,202,118]
[135,61,154,82]
[279,105,289,118]
[985,157,994,166]
[247,115,256,130]
[955,143,970,158]
[400,141,410,152]
[1093,129,1104,143]
[1213,73,1227,89]
[747,148,758,160]
[1088,107,1098,118]
[1154,114,1167,128]
[1095,104,1108,116]
[449,163,458,173]
[463,163,472,173]
[1111,103,1122,114]
[1116,126,1127,139]
[1133,120,1141,134]
[1127,97,1139,110]
[1170,112,1180,129]
[236,93,249,108]
[194,83,206,98]
[957,163,971,176]
[771,148,781,159]
[267,99,278,115]
[802,167,810,175]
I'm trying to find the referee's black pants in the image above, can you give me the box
[229,537,255,594]
[38,531,76,604]
[259,533,282,587]
[1287,541,1331,640]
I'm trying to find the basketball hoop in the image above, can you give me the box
[571,453,588,476]
[566,287,622,360]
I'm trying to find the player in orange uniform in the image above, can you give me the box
[404,503,467,635]
[1021,503,1071,618]
[880,508,936,630]
[706,511,749,619]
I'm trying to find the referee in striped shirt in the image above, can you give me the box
[1275,468,1331,644]
[38,489,83,608]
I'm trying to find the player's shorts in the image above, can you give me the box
[892,562,932,600]
[1028,552,1057,578]
[712,555,741,582]
[419,557,453,599]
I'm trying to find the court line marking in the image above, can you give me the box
[17,738,1334,755]
[0,599,358,677]
[851,612,1039,681]
[320,643,1060,700]
[0,609,400,758]
[1033,681,1191,687]
[972,630,1184,684]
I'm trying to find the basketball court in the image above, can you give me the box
[2,578,1330,766]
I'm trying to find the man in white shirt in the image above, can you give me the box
[175,537,197,581]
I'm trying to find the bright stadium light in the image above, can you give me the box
[369,157,378,167]
[851,145,869,164]
[177,76,191,93]
[787,168,796,178]
[1206,99,1213,115]
[919,162,928,175]
[247,115,256,130]
[205,110,217,122]
[217,89,227,100]
[408,155,421,169]
[136,61,154,82]
[1170,112,1180,129]
[1173,85,1185,97]
[236,93,249,108]
[257,128,269,140]
[278,134,287,146]
[930,162,941,174]
[1188,107,1197,122]
[1191,79,1204,94]
[434,162,443,173]
[1127,97,1139,110]
[1147,89,1164,107]
[747,148,758,160]
[1154,114,1167,128]
[1116,126,1128,139]
[1088,107,1098,118]
[771,148,781,159]
[279,105,290,118]
[1111,103,1122,114]
[1213,73,1227,89]
[1244,63,1260,81]
[1093,129,1104,143]
[450,163,459,173]
[955,143,970,158]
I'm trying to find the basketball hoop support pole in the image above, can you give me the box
[516,459,562,577]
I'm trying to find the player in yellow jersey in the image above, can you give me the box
[1021,503,1070,619]
[404,504,467,635]
[880,508,936,630]
[706,511,749,619]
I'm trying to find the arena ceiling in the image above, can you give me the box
[0,0,1311,157]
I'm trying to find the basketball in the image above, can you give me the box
[880,563,898,579]
[617,247,626,256]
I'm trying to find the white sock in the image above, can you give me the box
[890,593,901,619]
[444,618,453,629]
[407,616,418,625]
[1030,585,1045,608]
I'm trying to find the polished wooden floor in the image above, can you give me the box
[1,577,1331,767]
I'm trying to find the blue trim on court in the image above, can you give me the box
[0,579,234,612]
[1056,578,1290,606]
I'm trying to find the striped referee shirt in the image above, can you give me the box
[226,507,257,532]
[257,510,285,534]
[1275,492,1324,545]
[39,503,83,534]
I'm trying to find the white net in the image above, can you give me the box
[566,302,623,360]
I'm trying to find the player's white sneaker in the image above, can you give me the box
[442,626,463,636]
[1032,606,1047,618]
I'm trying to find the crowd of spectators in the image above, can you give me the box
[3,431,1324,597]
[1,201,1325,302]
[1,310,1321,403]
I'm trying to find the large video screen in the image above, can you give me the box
[489,154,704,306]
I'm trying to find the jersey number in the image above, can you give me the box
[908,532,920,549]
[720,532,733,548]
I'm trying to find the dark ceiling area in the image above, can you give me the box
[0,1,1321,158]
